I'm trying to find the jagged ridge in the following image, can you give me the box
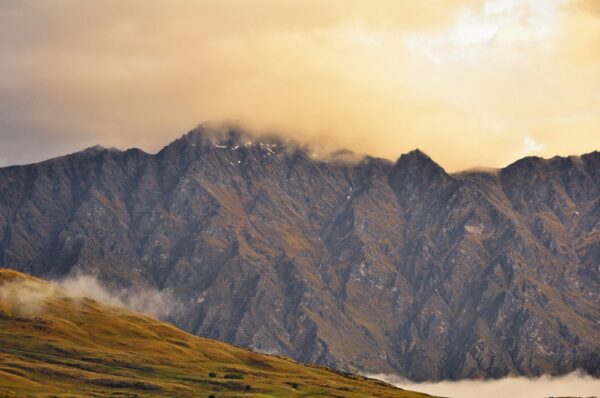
[0,127,598,381]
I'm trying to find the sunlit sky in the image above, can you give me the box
[0,0,599,170]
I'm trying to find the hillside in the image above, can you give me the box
[0,127,599,380]
[0,268,431,397]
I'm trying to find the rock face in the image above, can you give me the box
[0,128,598,381]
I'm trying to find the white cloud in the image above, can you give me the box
[522,134,544,154]
[370,371,600,398]
[57,272,179,319]
[0,272,179,319]
[405,0,567,63]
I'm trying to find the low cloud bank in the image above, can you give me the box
[58,273,178,319]
[370,371,600,398]
[0,278,60,315]
[0,272,178,320]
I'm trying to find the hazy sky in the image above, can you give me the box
[0,0,599,170]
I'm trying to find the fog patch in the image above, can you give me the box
[190,123,370,165]
[369,371,600,398]
[0,272,179,320]
[57,272,178,319]
[0,278,60,315]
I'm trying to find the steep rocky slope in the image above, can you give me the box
[0,127,598,380]
[0,268,429,397]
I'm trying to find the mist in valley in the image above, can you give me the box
[371,371,600,398]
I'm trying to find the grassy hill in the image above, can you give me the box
[0,269,432,397]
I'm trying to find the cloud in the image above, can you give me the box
[0,278,60,316]
[0,272,178,319]
[522,134,544,154]
[370,371,600,398]
[0,0,598,171]
[58,272,178,319]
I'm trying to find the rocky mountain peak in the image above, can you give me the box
[81,144,108,153]
[161,127,297,159]
[398,148,431,161]
[501,155,547,177]
[388,148,456,205]
[393,149,447,175]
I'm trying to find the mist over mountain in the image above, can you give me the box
[0,127,598,381]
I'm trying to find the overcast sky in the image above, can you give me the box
[0,0,599,170]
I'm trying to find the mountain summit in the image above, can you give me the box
[0,127,598,381]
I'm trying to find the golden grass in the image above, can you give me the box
[0,269,433,398]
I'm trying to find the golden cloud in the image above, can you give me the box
[0,0,597,170]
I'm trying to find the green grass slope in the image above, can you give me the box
[0,269,433,398]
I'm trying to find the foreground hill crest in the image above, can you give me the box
[0,127,598,381]
[0,268,428,397]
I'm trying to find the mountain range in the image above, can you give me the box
[0,127,598,381]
